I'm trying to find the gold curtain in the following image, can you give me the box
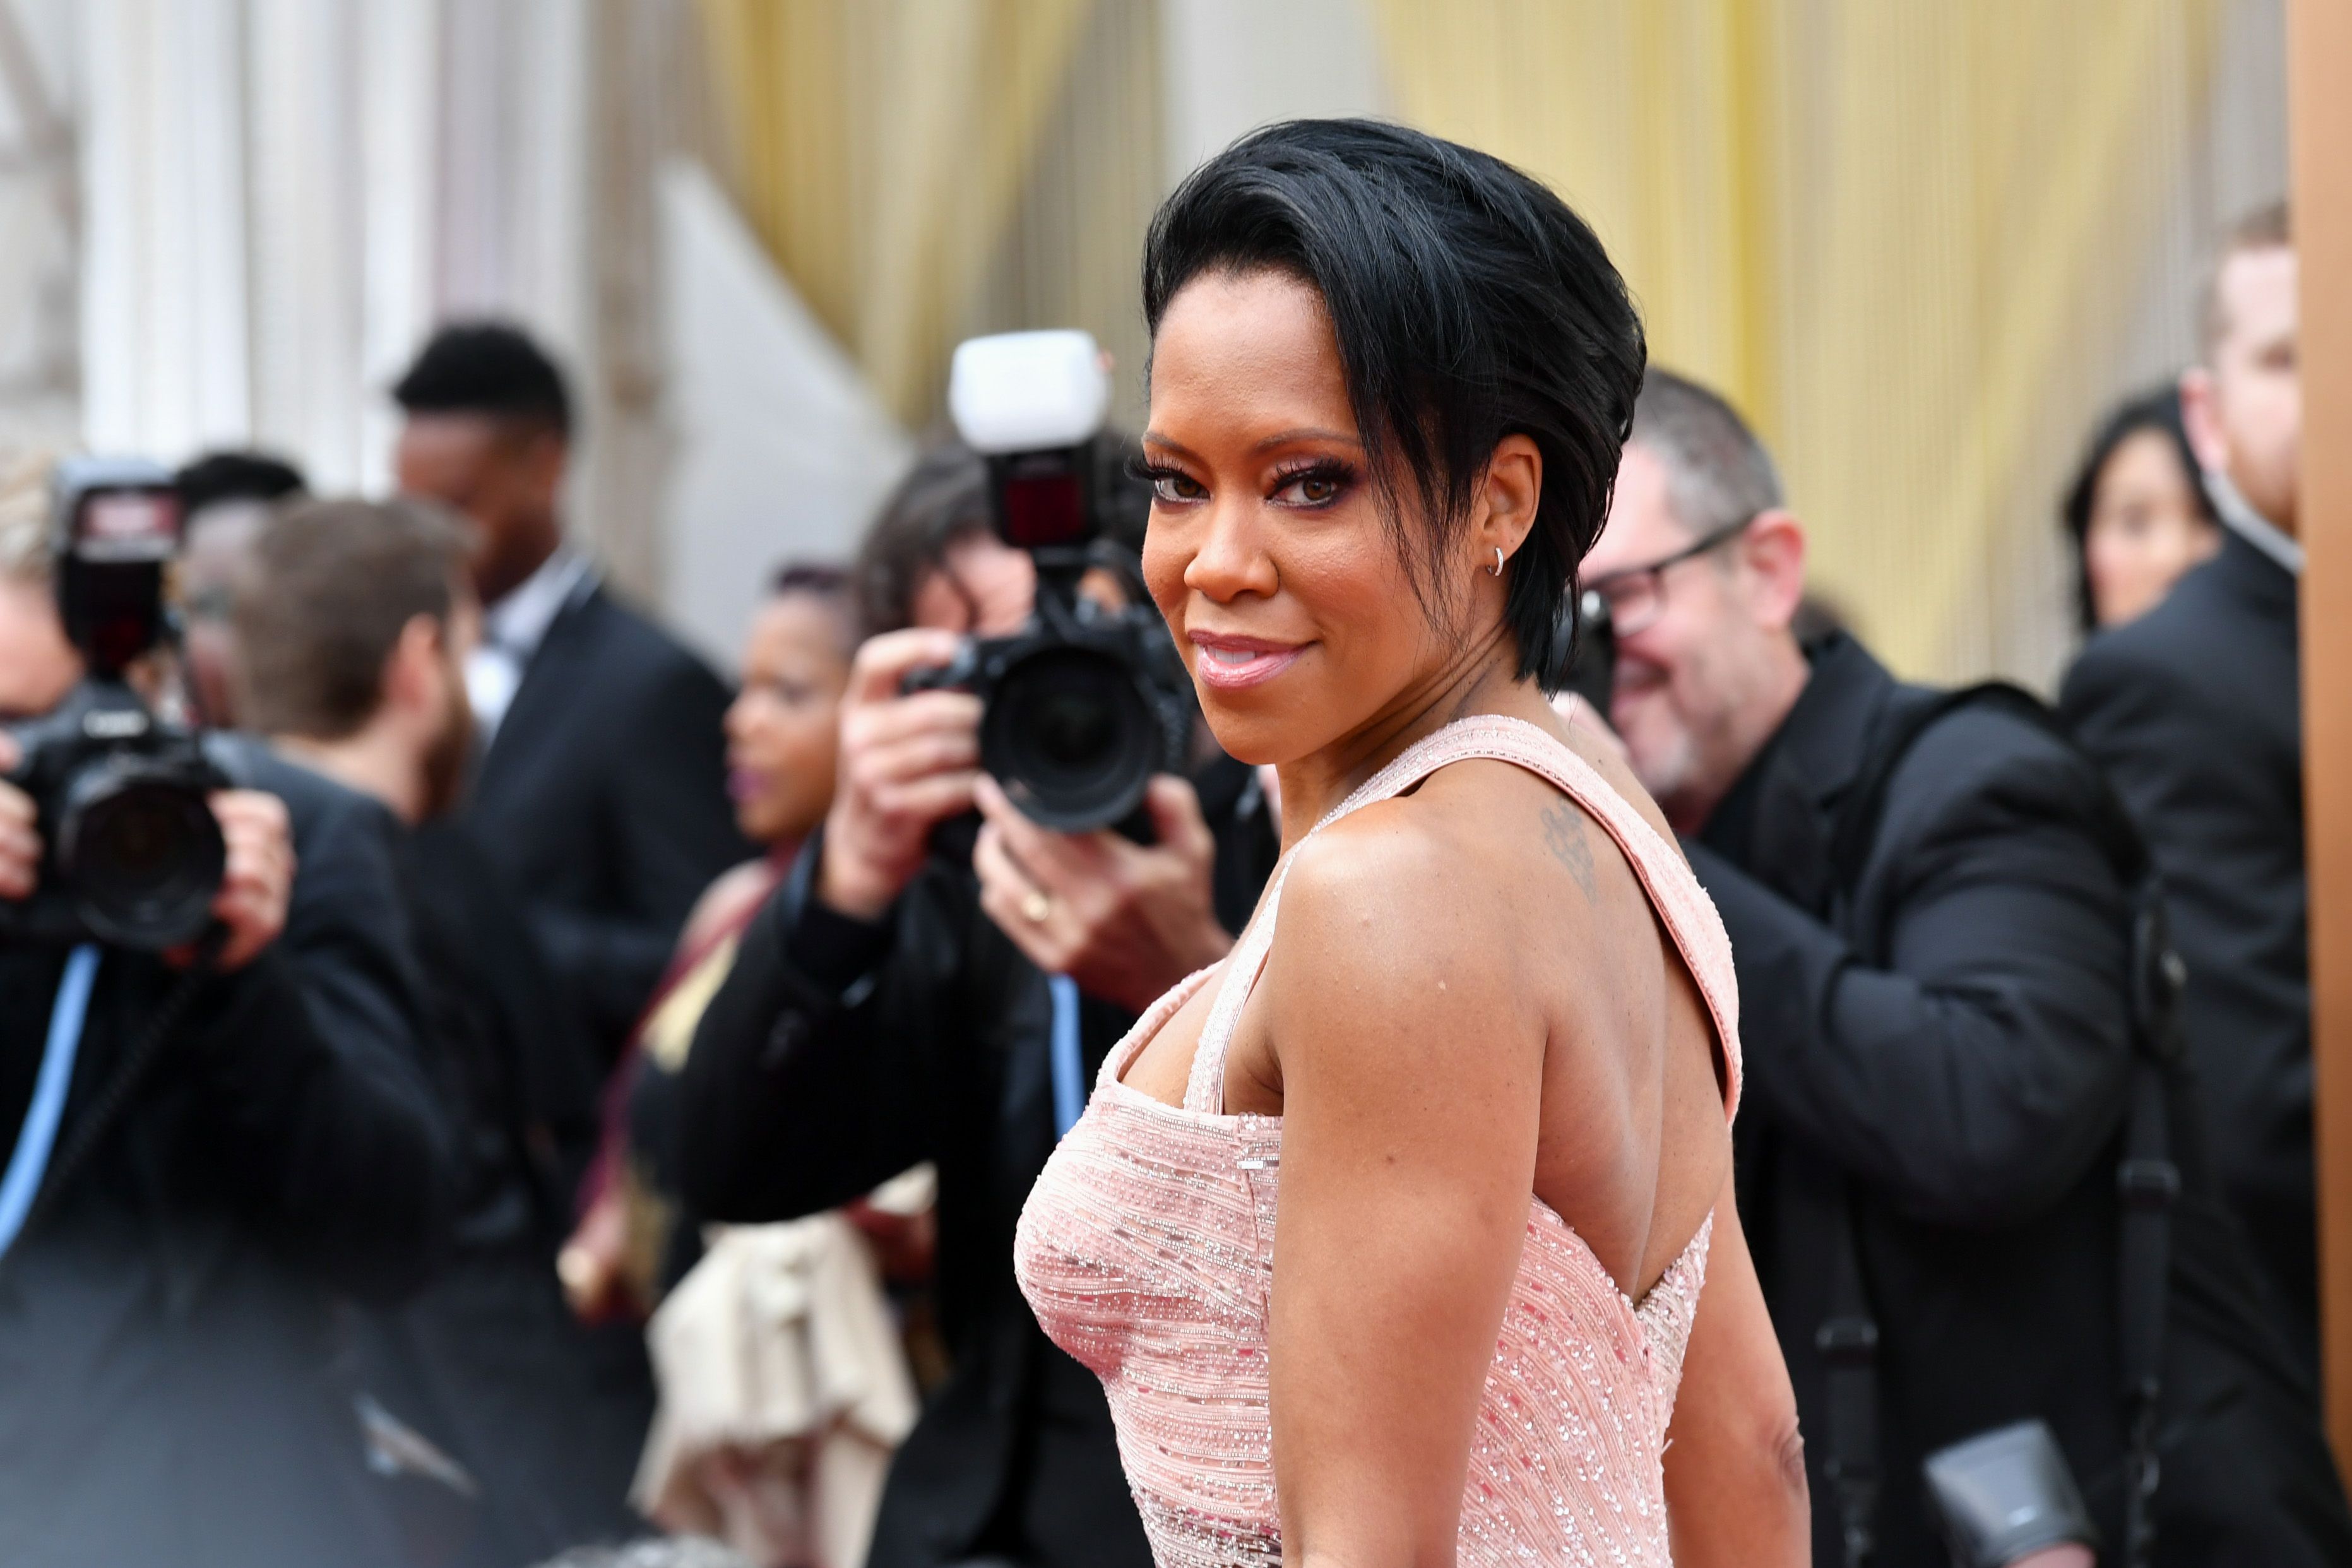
[698,0,2240,684]
[694,0,1162,431]
[1369,0,2227,682]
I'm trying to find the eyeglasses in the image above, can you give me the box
[1583,514,1757,636]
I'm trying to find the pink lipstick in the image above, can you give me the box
[1189,631,1306,692]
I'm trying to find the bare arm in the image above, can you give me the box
[1264,818,1545,1568]
[1663,1168,1809,1568]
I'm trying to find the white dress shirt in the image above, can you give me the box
[466,547,594,743]
[2206,470,2303,577]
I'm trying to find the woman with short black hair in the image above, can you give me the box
[1016,119,1803,1567]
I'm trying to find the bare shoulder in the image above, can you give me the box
[1265,773,1568,1061]
[1260,790,1547,1126]
[679,858,778,955]
[1283,781,1525,946]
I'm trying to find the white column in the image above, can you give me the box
[78,0,251,460]
[244,0,365,487]
[355,0,441,496]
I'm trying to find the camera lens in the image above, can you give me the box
[58,763,227,949]
[985,646,1158,831]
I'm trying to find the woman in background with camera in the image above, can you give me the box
[1013,120,1807,1567]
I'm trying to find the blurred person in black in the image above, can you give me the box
[2059,388,2218,635]
[677,442,1279,1568]
[172,448,307,728]
[234,496,646,1564]
[0,460,456,1565]
[392,323,748,1060]
[1583,370,2349,1566]
[2061,206,2316,1375]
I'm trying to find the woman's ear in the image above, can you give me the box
[1478,434,1544,565]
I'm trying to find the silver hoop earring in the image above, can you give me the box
[1488,545,1506,578]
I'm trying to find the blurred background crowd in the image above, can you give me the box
[0,3,2337,1568]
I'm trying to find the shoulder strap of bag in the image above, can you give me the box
[1818,682,2179,1568]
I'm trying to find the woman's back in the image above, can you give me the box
[1016,713,1740,1564]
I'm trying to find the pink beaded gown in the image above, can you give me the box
[1015,715,1742,1566]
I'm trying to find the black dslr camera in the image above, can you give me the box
[1,457,226,948]
[905,331,1192,834]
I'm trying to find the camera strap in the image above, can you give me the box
[0,932,222,1278]
[0,944,102,1259]
[1821,681,2178,1568]
[1817,1197,1882,1568]
[1048,973,1086,1137]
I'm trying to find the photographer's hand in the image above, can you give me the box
[181,790,295,971]
[0,734,35,900]
[973,773,1232,1014]
[819,629,985,921]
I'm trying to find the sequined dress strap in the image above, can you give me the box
[1182,713,1742,1117]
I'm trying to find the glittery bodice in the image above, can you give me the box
[1014,715,1742,1566]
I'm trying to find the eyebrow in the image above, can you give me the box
[1141,432,1201,460]
[1252,427,1361,452]
[1141,427,1363,459]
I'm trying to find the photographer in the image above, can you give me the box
[679,435,1278,1568]
[1584,371,2349,1567]
[0,460,454,1565]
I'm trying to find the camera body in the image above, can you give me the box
[1,457,226,949]
[906,583,1193,834]
[912,331,1192,833]
[1555,587,1616,716]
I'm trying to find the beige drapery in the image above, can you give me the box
[1367,0,2230,682]
[698,0,2262,683]
[696,0,1162,431]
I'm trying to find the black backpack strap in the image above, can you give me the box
[1817,1204,1882,1568]
[2117,885,2186,1568]
[1819,681,2178,1568]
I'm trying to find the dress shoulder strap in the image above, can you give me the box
[1182,714,1743,1119]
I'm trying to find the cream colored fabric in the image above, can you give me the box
[1366,0,2232,684]
[695,0,1162,429]
[635,1215,920,1568]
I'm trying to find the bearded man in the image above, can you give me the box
[234,497,643,1566]
[1583,370,2348,1568]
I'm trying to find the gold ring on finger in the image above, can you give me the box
[1021,889,1053,925]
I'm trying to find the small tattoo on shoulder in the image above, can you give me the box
[1541,801,1599,901]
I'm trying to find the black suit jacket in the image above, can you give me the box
[678,757,1276,1568]
[1691,635,2346,1567]
[360,819,650,1567]
[466,581,749,1058]
[0,742,455,1568]
[2060,532,2315,1368]
[396,820,603,1240]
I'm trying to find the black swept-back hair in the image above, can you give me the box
[1142,119,1646,686]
